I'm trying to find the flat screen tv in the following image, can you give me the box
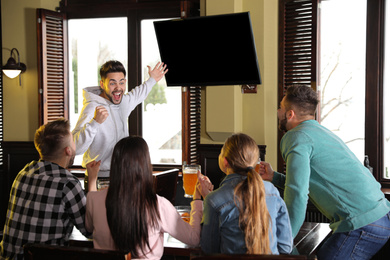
[153,12,261,86]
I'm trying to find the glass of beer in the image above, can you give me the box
[182,164,200,198]
[255,158,261,173]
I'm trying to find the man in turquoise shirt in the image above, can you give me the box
[259,85,390,260]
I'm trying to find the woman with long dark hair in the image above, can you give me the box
[85,136,210,259]
[200,133,293,255]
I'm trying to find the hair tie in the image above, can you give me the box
[246,166,254,171]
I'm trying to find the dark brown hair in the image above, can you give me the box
[34,118,70,161]
[222,133,271,254]
[105,136,160,258]
[284,84,318,117]
[100,60,126,80]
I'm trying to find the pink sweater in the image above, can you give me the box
[85,189,203,259]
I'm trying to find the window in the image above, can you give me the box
[319,0,366,162]
[37,1,201,170]
[279,0,390,187]
[68,17,128,166]
[141,19,182,165]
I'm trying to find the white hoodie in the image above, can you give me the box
[72,77,156,177]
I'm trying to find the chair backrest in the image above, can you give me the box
[24,243,128,260]
[198,144,266,189]
[153,168,179,204]
[191,254,315,260]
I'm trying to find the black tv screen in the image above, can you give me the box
[153,12,261,86]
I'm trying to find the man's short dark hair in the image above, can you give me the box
[100,60,127,80]
[284,84,318,117]
[34,118,70,161]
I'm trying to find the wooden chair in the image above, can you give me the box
[24,243,129,260]
[153,168,179,204]
[191,254,316,260]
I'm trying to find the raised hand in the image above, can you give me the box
[148,62,168,82]
[86,160,101,192]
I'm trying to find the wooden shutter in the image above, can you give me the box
[277,0,318,172]
[182,86,201,164]
[366,0,387,184]
[37,9,68,125]
[278,0,326,223]
[278,0,318,94]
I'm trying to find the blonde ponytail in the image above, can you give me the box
[234,169,271,254]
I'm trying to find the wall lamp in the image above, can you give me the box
[2,48,27,86]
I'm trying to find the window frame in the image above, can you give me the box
[0,1,3,169]
[366,0,388,187]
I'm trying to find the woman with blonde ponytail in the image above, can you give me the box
[200,133,293,255]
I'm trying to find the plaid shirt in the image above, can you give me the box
[0,160,90,260]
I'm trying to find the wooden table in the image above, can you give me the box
[292,222,331,256]
[161,222,331,258]
[69,222,331,258]
[162,232,201,257]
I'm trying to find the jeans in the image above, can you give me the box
[317,211,390,260]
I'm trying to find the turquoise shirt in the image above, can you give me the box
[272,120,390,237]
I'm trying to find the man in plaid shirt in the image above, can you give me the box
[0,118,94,259]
